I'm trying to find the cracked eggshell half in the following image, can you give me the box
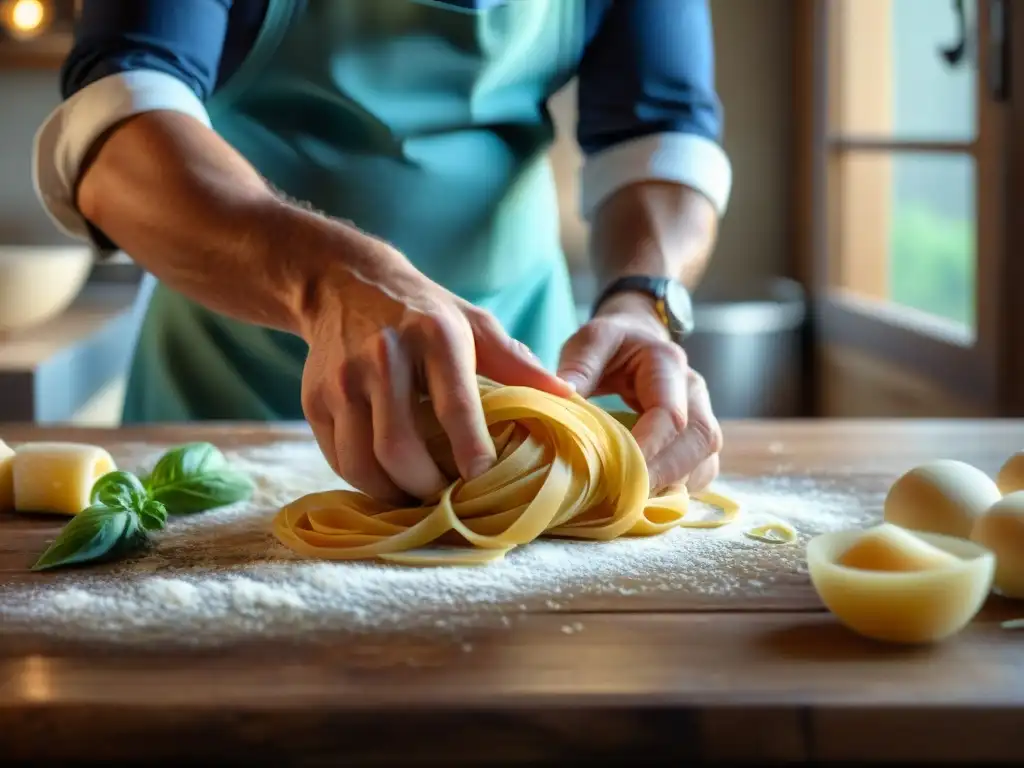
[807,524,995,644]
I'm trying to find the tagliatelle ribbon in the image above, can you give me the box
[744,522,797,544]
[272,379,741,566]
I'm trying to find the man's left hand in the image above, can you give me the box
[556,292,722,493]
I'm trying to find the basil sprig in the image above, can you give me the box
[31,472,161,572]
[32,442,252,572]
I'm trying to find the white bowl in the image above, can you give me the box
[0,246,94,333]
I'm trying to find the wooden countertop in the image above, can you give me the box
[1,420,1023,765]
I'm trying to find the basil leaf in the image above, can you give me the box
[145,442,227,491]
[149,469,254,515]
[145,442,253,514]
[138,499,168,532]
[91,470,148,512]
[31,504,135,572]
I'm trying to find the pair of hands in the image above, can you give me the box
[300,242,722,506]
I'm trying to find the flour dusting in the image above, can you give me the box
[0,441,881,645]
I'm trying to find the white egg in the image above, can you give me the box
[971,491,1024,599]
[996,451,1024,495]
[884,459,1001,539]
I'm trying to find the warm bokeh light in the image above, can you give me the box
[13,655,54,703]
[11,0,44,30]
[2,0,48,39]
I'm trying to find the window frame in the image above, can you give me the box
[1001,0,1024,415]
[795,0,1011,411]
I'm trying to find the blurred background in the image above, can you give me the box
[0,0,1020,425]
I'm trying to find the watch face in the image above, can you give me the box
[664,281,695,337]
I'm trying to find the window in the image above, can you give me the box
[828,0,978,335]
[798,0,1019,416]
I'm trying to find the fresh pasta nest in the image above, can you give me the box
[272,379,739,565]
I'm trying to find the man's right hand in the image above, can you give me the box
[299,235,574,505]
[72,111,571,503]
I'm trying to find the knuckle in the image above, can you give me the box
[665,407,689,434]
[666,342,689,368]
[417,312,448,338]
[584,316,616,340]
[567,321,600,351]
[649,339,687,369]
[688,368,707,391]
[412,309,468,349]
[710,423,724,454]
[562,327,605,368]
[561,319,621,368]
[468,308,504,337]
[697,415,724,455]
[435,387,478,423]
[467,310,538,363]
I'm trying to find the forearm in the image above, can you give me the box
[76,110,378,338]
[589,180,718,293]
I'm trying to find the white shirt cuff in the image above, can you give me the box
[579,132,733,220]
[33,70,213,241]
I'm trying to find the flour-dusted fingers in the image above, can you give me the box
[681,452,720,494]
[409,311,496,481]
[363,328,449,500]
[302,335,409,504]
[645,370,722,492]
[631,405,685,466]
[331,387,411,506]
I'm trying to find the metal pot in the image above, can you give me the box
[685,277,807,419]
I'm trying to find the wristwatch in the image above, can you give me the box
[592,275,695,342]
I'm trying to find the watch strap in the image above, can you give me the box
[592,275,671,317]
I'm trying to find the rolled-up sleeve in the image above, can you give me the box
[33,0,232,242]
[576,0,732,220]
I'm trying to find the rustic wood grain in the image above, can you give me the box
[3,608,1023,707]
[0,420,1022,764]
[0,610,1022,762]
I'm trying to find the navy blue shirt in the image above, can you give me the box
[37,0,730,250]
[61,0,724,155]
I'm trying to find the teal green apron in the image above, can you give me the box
[123,0,586,422]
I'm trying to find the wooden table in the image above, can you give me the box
[1,420,1023,765]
